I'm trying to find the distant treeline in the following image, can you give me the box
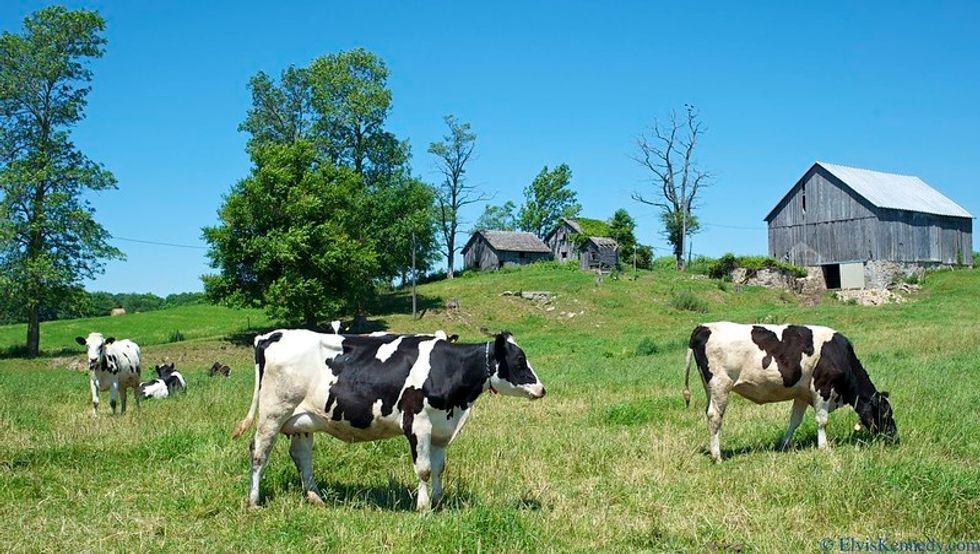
[0,291,206,325]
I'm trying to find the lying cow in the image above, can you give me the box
[208,361,232,377]
[75,333,142,416]
[232,329,545,510]
[138,362,187,399]
[683,321,897,462]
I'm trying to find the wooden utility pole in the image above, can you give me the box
[411,232,417,319]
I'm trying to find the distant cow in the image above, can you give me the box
[232,329,545,510]
[138,362,186,399]
[75,333,142,416]
[683,321,897,462]
[208,361,232,377]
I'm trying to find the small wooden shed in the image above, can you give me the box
[579,237,619,271]
[461,230,552,271]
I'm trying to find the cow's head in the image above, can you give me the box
[858,390,898,442]
[75,333,114,371]
[489,331,545,400]
[155,362,176,379]
[208,361,231,377]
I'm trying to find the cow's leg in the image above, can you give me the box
[120,384,127,414]
[706,386,730,463]
[429,444,447,508]
[814,397,831,449]
[89,377,100,417]
[109,379,119,414]
[412,431,433,512]
[288,433,323,505]
[779,397,809,451]
[248,411,290,508]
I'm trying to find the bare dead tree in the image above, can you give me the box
[631,104,710,271]
[428,115,489,278]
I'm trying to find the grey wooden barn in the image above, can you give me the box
[461,230,552,271]
[545,218,620,270]
[765,162,973,288]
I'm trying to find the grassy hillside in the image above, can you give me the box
[0,264,978,552]
[0,304,272,356]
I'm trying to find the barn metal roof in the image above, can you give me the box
[817,162,972,218]
[467,230,552,253]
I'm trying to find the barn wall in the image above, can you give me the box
[875,210,973,265]
[498,250,551,267]
[462,239,500,270]
[768,168,876,228]
[769,217,878,266]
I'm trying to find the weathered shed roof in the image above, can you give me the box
[767,162,972,221]
[463,230,551,254]
[583,237,619,250]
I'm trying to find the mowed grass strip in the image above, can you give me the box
[0,266,978,551]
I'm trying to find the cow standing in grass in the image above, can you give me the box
[75,333,142,416]
[683,321,897,462]
[232,329,545,511]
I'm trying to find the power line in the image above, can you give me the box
[112,236,208,250]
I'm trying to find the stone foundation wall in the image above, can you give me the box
[730,267,798,290]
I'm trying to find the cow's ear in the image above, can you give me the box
[448,334,459,343]
[75,336,86,346]
[494,332,508,351]
[105,337,116,344]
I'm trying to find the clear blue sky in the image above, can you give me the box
[3,1,979,295]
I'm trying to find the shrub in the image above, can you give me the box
[167,330,185,343]
[634,337,659,356]
[687,255,717,275]
[670,291,708,313]
[653,256,678,270]
[707,253,807,279]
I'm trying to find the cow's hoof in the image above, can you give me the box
[306,491,325,506]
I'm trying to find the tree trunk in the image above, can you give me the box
[26,304,40,357]
[446,234,455,279]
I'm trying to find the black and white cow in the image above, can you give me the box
[75,332,142,416]
[138,362,187,400]
[683,321,897,462]
[232,329,545,510]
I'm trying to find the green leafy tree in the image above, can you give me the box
[474,201,518,231]
[518,164,580,239]
[632,104,710,270]
[607,209,639,269]
[203,141,377,325]
[428,115,487,278]
[0,7,122,356]
[221,49,438,312]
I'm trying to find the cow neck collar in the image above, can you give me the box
[485,341,497,394]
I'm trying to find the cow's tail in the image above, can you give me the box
[232,349,262,440]
[682,348,693,408]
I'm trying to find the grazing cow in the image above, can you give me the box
[75,333,142,416]
[138,362,187,399]
[232,329,545,510]
[208,361,232,377]
[683,321,897,462]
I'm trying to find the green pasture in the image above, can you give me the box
[1,265,978,552]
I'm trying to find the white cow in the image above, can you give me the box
[75,333,142,416]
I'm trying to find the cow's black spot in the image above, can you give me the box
[750,325,814,387]
[689,325,713,383]
[398,387,425,462]
[254,332,283,388]
[323,335,427,429]
[423,340,505,415]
